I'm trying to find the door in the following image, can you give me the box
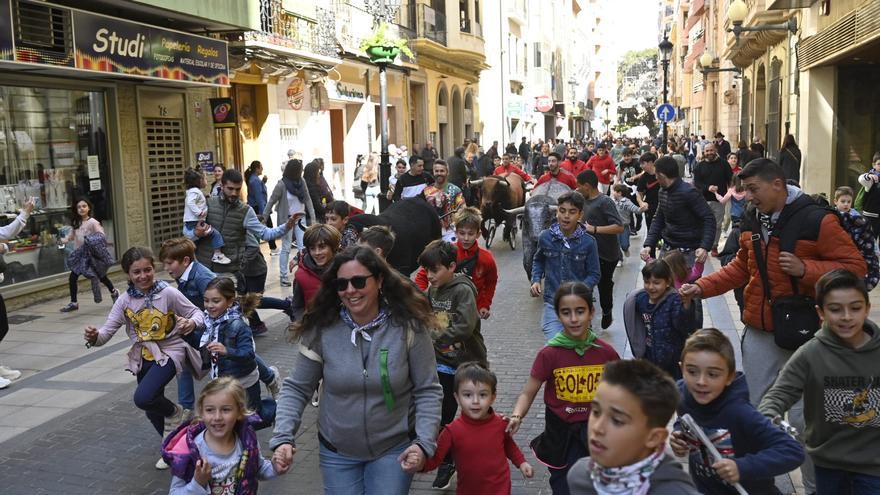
[143,118,186,250]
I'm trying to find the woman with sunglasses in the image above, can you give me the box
[269,246,443,493]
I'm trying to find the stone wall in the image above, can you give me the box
[118,83,149,248]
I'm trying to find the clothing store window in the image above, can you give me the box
[0,85,114,285]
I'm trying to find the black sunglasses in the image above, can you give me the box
[332,274,375,292]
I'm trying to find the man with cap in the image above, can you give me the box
[715,132,732,159]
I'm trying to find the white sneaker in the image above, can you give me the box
[212,253,233,265]
[0,366,21,381]
[155,457,169,470]
[0,376,10,389]
[267,366,281,400]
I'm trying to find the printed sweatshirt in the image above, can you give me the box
[428,274,487,369]
[676,373,805,494]
[759,321,880,477]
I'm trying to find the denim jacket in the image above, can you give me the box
[175,261,217,310]
[189,316,257,379]
[530,223,601,302]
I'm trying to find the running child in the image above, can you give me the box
[669,328,804,494]
[358,225,395,259]
[324,200,363,249]
[663,249,704,289]
[611,184,645,257]
[566,359,700,494]
[287,223,341,320]
[198,277,276,430]
[84,246,204,467]
[182,168,231,265]
[714,174,747,232]
[163,377,283,493]
[418,239,488,490]
[418,363,534,493]
[508,282,620,495]
[759,269,880,494]
[415,206,499,319]
[60,197,119,312]
[622,259,694,380]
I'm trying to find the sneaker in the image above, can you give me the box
[180,408,193,424]
[432,463,456,490]
[623,248,630,257]
[0,365,21,381]
[601,312,613,330]
[267,366,281,400]
[629,231,638,237]
[111,289,120,303]
[212,253,233,265]
[280,279,292,287]
[163,403,186,437]
[311,388,320,407]
[155,457,169,470]
[94,293,102,304]
[0,376,11,389]
[60,302,79,313]
[270,248,281,256]
[251,322,268,335]
[616,260,623,268]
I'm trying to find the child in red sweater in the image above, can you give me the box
[415,207,498,319]
[416,363,533,493]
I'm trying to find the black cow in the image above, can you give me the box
[347,198,442,275]
[511,180,572,279]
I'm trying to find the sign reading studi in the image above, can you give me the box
[71,9,229,86]
[209,98,236,128]
[0,0,12,61]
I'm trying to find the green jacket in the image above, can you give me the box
[758,320,880,476]
[427,274,487,369]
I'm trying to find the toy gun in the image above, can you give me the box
[679,414,749,495]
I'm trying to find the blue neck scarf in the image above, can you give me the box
[126,280,169,309]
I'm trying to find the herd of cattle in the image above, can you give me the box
[345,174,573,277]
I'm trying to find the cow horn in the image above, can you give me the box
[504,206,525,215]
[549,205,558,212]
[497,180,509,187]
[469,179,484,186]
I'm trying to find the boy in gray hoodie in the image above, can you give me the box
[759,269,880,494]
[418,240,488,489]
[567,359,699,495]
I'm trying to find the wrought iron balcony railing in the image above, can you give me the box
[223,0,337,59]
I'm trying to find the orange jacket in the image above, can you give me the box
[696,195,866,332]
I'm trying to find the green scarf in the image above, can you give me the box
[547,330,601,356]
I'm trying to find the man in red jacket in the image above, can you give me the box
[535,152,577,190]
[561,147,588,177]
[586,144,617,193]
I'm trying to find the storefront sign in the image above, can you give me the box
[87,155,100,179]
[286,77,305,110]
[0,0,12,61]
[209,98,237,128]
[195,151,214,171]
[326,81,366,102]
[535,95,553,113]
[507,101,522,118]
[70,8,229,85]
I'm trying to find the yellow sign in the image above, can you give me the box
[553,364,604,403]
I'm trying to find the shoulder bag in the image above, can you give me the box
[751,232,820,350]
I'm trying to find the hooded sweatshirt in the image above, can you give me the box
[758,321,880,477]
[427,273,487,369]
[566,455,700,495]
[677,373,805,494]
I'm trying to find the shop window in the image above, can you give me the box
[0,85,114,285]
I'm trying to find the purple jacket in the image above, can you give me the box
[162,415,264,495]
[68,232,114,279]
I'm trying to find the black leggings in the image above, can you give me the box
[438,371,457,466]
[69,272,114,303]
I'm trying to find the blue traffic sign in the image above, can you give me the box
[656,103,676,123]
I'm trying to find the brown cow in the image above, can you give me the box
[470,173,525,249]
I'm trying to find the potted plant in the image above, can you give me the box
[360,22,414,64]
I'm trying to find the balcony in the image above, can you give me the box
[222,0,340,67]
[336,1,416,64]
[407,3,447,46]
[459,18,482,38]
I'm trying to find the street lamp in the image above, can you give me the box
[699,51,742,75]
[726,0,797,44]
[658,31,673,151]
[363,0,402,211]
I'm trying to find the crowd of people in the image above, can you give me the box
[53,129,880,495]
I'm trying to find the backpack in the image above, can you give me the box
[837,210,880,291]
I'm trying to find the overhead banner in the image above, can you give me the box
[72,10,229,86]
[0,0,12,61]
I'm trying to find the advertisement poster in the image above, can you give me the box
[71,9,229,85]
[209,98,236,128]
[286,77,305,110]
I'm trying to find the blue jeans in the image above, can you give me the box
[541,301,564,341]
[618,225,631,252]
[279,219,306,283]
[319,442,412,495]
[256,354,275,383]
[176,368,195,410]
[134,359,177,436]
[245,381,276,430]
[184,220,224,249]
[815,465,880,495]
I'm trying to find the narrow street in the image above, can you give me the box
[0,229,756,494]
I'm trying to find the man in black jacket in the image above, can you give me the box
[693,142,733,255]
[446,147,469,190]
[518,137,531,164]
[420,141,438,167]
[392,155,434,201]
[640,156,716,265]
